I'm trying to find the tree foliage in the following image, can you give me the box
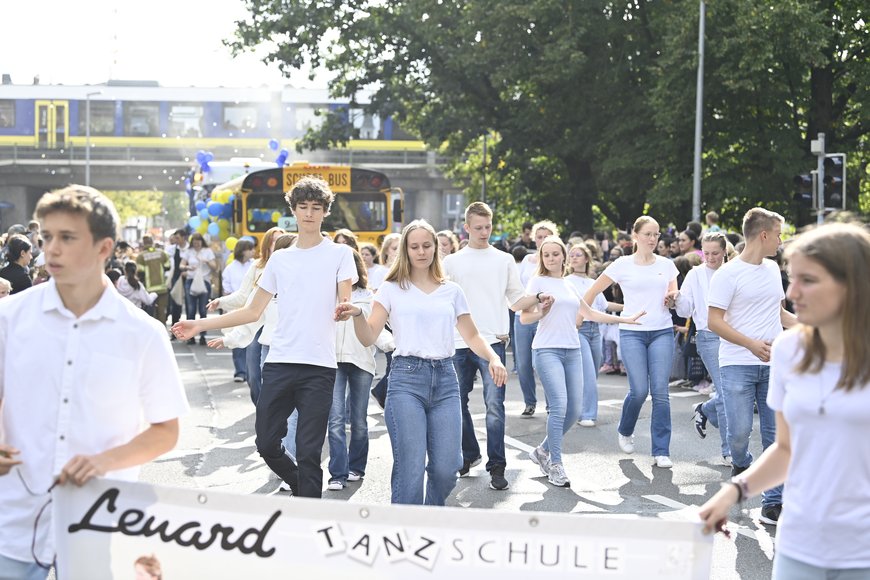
[229,0,869,233]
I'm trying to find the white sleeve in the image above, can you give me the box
[767,332,794,412]
[138,327,190,424]
[373,283,392,314]
[707,266,735,310]
[452,284,470,319]
[505,259,525,306]
[675,268,697,318]
[220,264,258,310]
[221,315,264,349]
[257,259,278,297]
[524,276,542,296]
[337,246,358,285]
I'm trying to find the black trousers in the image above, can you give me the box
[256,362,336,498]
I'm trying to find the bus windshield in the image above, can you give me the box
[245,191,388,233]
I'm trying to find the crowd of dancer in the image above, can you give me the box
[1,178,868,579]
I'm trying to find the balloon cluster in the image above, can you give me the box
[223,235,257,264]
[188,189,236,241]
[195,150,214,173]
[269,139,289,166]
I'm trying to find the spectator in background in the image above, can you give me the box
[0,235,32,294]
[136,235,170,325]
[360,242,388,291]
[222,238,256,383]
[510,221,536,253]
[705,211,721,233]
[166,229,189,331]
[678,229,703,257]
[180,233,217,346]
[117,261,157,311]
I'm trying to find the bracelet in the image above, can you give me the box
[724,482,743,504]
[731,477,750,502]
[536,292,543,302]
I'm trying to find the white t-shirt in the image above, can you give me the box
[181,246,215,279]
[707,258,784,367]
[444,245,525,348]
[525,276,582,349]
[519,254,538,287]
[374,280,469,359]
[602,255,678,331]
[767,330,870,569]
[222,259,253,296]
[0,279,189,564]
[674,264,717,331]
[367,264,389,291]
[567,275,608,313]
[258,239,357,368]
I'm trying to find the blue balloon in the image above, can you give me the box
[205,151,215,162]
[208,202,223,217]
[195,150,206,163]
[221,204,233,219]
[228,194,236,203]
[275,148,289,165]
[207,222,220,236]
[200,162,211,173]
[198,208,209,220]
[188,216,202,229]
[195,200,206,211]
[268,139,279,151]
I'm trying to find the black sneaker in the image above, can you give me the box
[521,405,535,417]
[759,504,782,526]
[199,336,207,346]
[370,387,386,410]
[731,464,749,478]
[459,455,482,477]
[692,403,708,439]
[489,465,509,490]
[187,338,196,345]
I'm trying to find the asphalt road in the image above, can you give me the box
[141,336,778,580]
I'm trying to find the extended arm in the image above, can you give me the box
[172,288,272,339]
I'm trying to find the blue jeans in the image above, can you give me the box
[533,347,583,465]
[720,364,782,507]
[232,347,248,380]
[328,363,373,483]
[246,328,263,405]
[385,356,461,505]
[578,321,602,421]
[772,553,870,580]
[184,279,210,339]
[453,342,507,470]
[0,555,48,580]
[618,328,674,457]
[695,330,730,456]
[514,313,539,407]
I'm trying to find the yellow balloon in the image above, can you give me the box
[271,211,282,222]
[196,222,208,234]
[226,254,234,264]
[225,236,238,251]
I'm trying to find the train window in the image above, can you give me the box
[294,105,325,133]
[0,100,14,128]
[168,103,204,138]
[77,101,115,136]
[349,108,381,140]
[223,104,258,132]
[123,102,159,137]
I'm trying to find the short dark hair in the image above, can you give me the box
[6,234,32,262]
[285,176,334,211]
[35,185,119,242]
[174,228,189,238]
[233,239,255,262]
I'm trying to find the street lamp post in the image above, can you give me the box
[691,1,705,223]
[85,91,102,186]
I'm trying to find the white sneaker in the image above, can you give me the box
[578,419,596,427]
[528,446,551,476]
[347,471,362,482]
[722,455,733,467]
[278,482,294,494]
[327,480,345,491]
[547,463,571,488]
[654,456,673,469]
[618,434,635,454]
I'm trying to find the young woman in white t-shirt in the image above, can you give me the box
[699,223,870,579]
[583,217,679,468]
[180,232,217,345]
[337,219,506,506]
[522,236,641,487]
[360,242,388,291]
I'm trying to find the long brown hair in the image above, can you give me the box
[255,227,285,269]
[385,220,445,289]
[786,223,870,391]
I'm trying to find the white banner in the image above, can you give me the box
[54,479,712,579]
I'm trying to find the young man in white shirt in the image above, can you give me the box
[0,185,189,579]
[172,177,356,499]
[444,202,548,490]
[708,207,797,526]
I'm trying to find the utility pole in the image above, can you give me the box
[691,0,705,222]
[812,133,825,225]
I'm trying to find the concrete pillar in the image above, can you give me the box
[0,186,34,232]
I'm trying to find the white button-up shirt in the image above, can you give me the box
[0,279,189,564]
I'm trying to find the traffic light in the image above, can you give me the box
[793,173,814,206]
[823,153,846,209]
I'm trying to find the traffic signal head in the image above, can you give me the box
[823,154,846,209]
[793,173,814,205]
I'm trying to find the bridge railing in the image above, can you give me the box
[0,143,446,166]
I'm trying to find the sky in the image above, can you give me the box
[2,0,327,88]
